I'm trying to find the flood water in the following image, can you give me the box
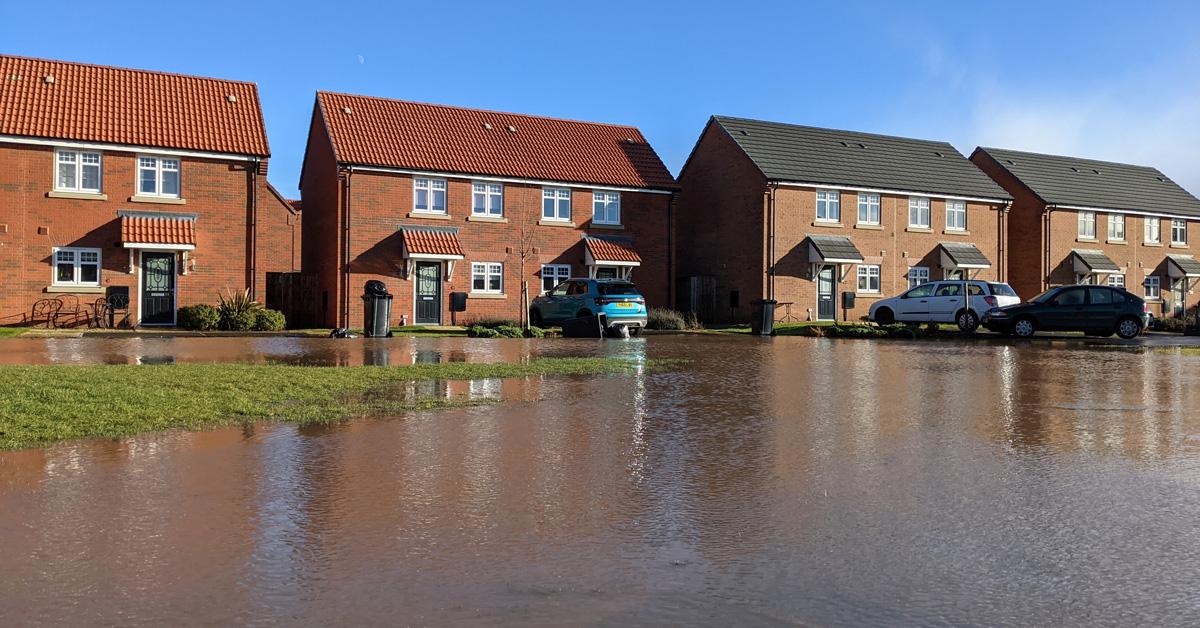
[2,336,1200,626]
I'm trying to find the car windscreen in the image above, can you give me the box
[598,282,641,296]
[1030,288,1058,303]
[989,283,1018,297]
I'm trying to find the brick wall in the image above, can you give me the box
[971,150,1045,299]
[0,142,298,326]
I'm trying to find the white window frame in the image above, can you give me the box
[136,155,181,198]
[472,182,504,217]
[857,264,881,293]
[1145,217,1161,244]
[413,178,447,214]
[816,189,841,223]
[1078,211,1096,239]
[471,262,503,294]
[907,266,930,288]
[1172,219,1187,245]
[1107,213,1125,241]
[856,193,880,225]
[51,246,102,287]
[1144,275,1161,300]
[1107,274,1125,288]
[540,264,571,294]
[945,199,967,231]
[908,196,931,228]
[542,187,572,222]
[592,191,621,225]
[55,149,102,193]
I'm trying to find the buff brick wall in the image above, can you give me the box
[0,142,298,325]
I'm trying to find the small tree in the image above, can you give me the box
[515,206,538,329]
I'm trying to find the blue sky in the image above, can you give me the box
[4,1,1199,198]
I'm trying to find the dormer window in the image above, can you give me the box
[55,149,101,193]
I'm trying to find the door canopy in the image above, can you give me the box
[399,225,465,279]
[118,210,197,250]
[583,236,640,278]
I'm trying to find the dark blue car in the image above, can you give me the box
[530,278,647,334]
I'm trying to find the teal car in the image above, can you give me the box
[530,278,647,334]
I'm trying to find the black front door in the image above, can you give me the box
[817,265,835,320]
[414,261,442,325]
[141,252,176,325]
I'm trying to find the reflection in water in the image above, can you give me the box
[2,336,1200,625]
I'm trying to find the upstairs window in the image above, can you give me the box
[1172,219,1188,245]
[472,182,504,216]
[592,191,621,225]
[413,178,447,213]
[816,189,840,223]
[908,196,930,228]
[56,150,102,193]
[946,199,967,231]
[1078,211,1096,239]
[52,247,101,287]
[1145,217,1161,244]
[542,187,572,221]
[856,193,880,225]
[1107,214,1125,241]
[138,156,180,198]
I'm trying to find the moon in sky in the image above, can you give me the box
[356,55,364,65]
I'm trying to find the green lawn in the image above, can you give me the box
[0,328,28,338]
[0,357,645,450]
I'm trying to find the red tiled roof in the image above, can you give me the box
[585,237,641,263]
[317,92,676,190]
[402,227,465,257]
[0,55,270,156]
[120,215,196,246]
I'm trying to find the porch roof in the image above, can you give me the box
[1070,249,1120,273]
[938,241,991,269]
[584,235,641,265]
[803,234,864,264]
[399,224,465,259]
[1167,254,1200,278]
[118,210,197,249]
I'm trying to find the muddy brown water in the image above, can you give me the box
[2,335,1200,626]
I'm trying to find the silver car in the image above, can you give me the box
[868,280,1021,331]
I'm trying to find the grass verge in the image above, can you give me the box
[0,357,645,450]
[0,328,29,338]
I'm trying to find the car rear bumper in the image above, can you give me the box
[601,312,647,327]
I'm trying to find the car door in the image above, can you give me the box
[894,283,936,321]
[1044,287,1088,330]
[1086,287,1120,330]
[565,280,590,318]
[930,282,964,320]
[541,281,571,321]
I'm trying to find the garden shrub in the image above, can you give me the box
[647,308,702,331]
[525,326,546,338]
[467,325,501,338]
[495,325,525,338]
[470,317,521,329]
[178,304,219,331]
[218,288,263,331]
[253,308,287,332]
[224,310,258,332]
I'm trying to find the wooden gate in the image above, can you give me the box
[266,272,318,329]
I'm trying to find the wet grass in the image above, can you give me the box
[0,357,647,450]
[0,328,29,338]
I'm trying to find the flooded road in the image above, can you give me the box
[2,336,1200,626]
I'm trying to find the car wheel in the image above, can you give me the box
[1116,316,1142,339]
[956,309,979,333]
[1012,317,1037,338]
[530,308,544,328]
[875,307,895,325]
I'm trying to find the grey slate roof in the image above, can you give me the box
[976,147,1200,218]
[1071,249,1121,272]
[804,235,864,263]
[712,116,1010,201]
[1167,254,1200,276]
[939,242,991,268]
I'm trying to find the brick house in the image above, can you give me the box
[0,55,300,327]
[971,148,1200,317]
[676,116,1011,323]
[298,93,677,328]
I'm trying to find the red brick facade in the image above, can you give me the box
[0,142,300,326]
[677,123,1009,323]
[972,150,1200,317]
[300,104,675,329]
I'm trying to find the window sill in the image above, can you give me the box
[45,285,104,294]
[407,211,450,220]
[855,292,883,298]
[589,223,624,230]
[129,195,186,205]
[47,190,107,201]
[905,227,933,233]
[1171,243,1189,249]
[943,229,970,236]
[1075,237,1099,243]
[811,221,843,228]
[467,215,508,223]
[1106,239,1127,245]
[853,223,882,230]
[538,219,577,228]
[1143,242,1162,248]
[468,292,507,299]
